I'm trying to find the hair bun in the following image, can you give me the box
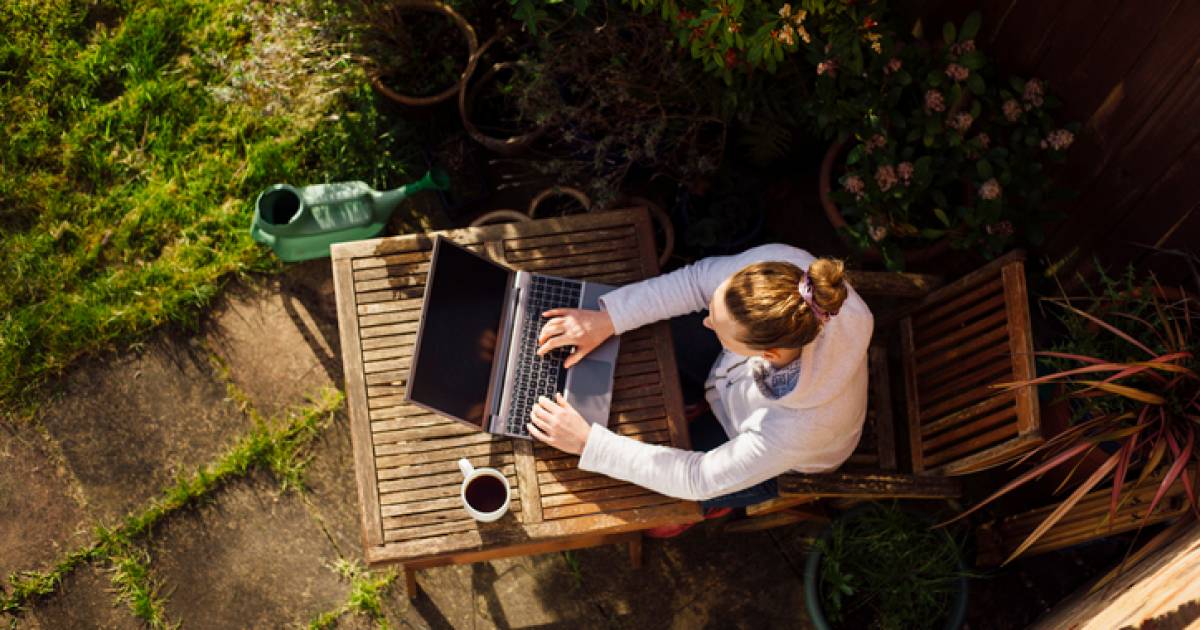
[807,258,848,316]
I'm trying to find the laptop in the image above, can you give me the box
[405,236,620,439]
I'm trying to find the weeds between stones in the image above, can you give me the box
[0,386,343,620]
[308,560,399,630]
[108,543,174,629]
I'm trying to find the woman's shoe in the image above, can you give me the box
[644,507,732,539]
[684,402,711,423]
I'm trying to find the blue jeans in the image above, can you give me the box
[671,313,781,511]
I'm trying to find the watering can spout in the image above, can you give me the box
[372,168,451,215]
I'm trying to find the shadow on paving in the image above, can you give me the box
[203,259,343,420]
[32,331,249,527]
[369,520,818,629]
[145,474,350,629]
[0,420,92,583]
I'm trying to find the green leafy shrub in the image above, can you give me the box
[815,503,965,629]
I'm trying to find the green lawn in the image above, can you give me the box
[0,0,423,405]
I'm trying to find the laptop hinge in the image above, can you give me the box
[485,275,522,430]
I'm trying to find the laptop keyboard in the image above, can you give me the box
[503,276,583,437]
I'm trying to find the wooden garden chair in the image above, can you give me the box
[731,252,1042,530]
[899,250,1042,476]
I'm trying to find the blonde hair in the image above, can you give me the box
[723,258,848,349]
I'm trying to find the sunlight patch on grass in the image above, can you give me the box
[0,0,421,405]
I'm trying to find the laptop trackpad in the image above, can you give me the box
[565,357,615,427]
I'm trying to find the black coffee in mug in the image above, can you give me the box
[464,474,507,514]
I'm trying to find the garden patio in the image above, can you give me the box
[2,0,1198,628]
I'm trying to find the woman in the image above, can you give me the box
[529,244,873,536]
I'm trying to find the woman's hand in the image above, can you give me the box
[528,393,591,455]
[536,308,615,369]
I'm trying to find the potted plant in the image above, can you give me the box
[805,502,970,630]
[356,0,479,108]
[498,12,729,209]
[810,11,1076,269]
[942,265,1200,565]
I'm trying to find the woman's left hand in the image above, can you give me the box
[528,393,591,455]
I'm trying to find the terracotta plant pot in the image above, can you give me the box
[818,139,951,264]
[367,1,478,108]
[527,186,592,218]
[459,33,547,156]
[468,209,530,228]
[619,195,676,269]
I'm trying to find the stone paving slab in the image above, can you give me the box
[517,523,815,629]
[298,407,365,561]
[396,564,478,629]
[26,564,141,630]
[147,475,349,629]
[359,520,816,630]
[35,334,249,526]
[204,262,342,420]
[0,421,92,580]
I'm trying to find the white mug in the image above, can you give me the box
[458,458,511,522]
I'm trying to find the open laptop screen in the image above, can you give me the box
[407,238,510,426]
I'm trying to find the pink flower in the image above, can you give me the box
[950,39,976,55]
[1023,78,1044,108]
[979,178,1002,200]
[975,133,990,149]
[948,111,974,132]
[864,134,886,154]
[897,161,914,184]
[1003,99,1022,122]
[1045,129,1075,151]
[986,220,1013,236]
[817,59,838,77]
[925,89,945,113]
[842,174,865,199]
[875,164,898,192]
[945,63,969,82]
[884,57,902,74]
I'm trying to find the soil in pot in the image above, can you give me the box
[467,63,539,138]
[365,5,473,101]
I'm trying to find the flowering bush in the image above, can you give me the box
[824,12,1078,269]
[508,0,866,82]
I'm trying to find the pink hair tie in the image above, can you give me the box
[799,271,835,323]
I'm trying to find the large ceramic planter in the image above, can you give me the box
[805,505,970,630]
[367,1,478,108]
[818,140,951,264]
[459,33,547,156]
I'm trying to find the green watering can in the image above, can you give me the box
[251,169,450,262]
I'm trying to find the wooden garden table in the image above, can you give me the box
[330,208,701,596]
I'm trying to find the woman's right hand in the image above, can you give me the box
[537,308,615,369]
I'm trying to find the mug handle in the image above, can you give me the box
[458,457,474,479]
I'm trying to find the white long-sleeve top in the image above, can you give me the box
[580,244,874,501]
